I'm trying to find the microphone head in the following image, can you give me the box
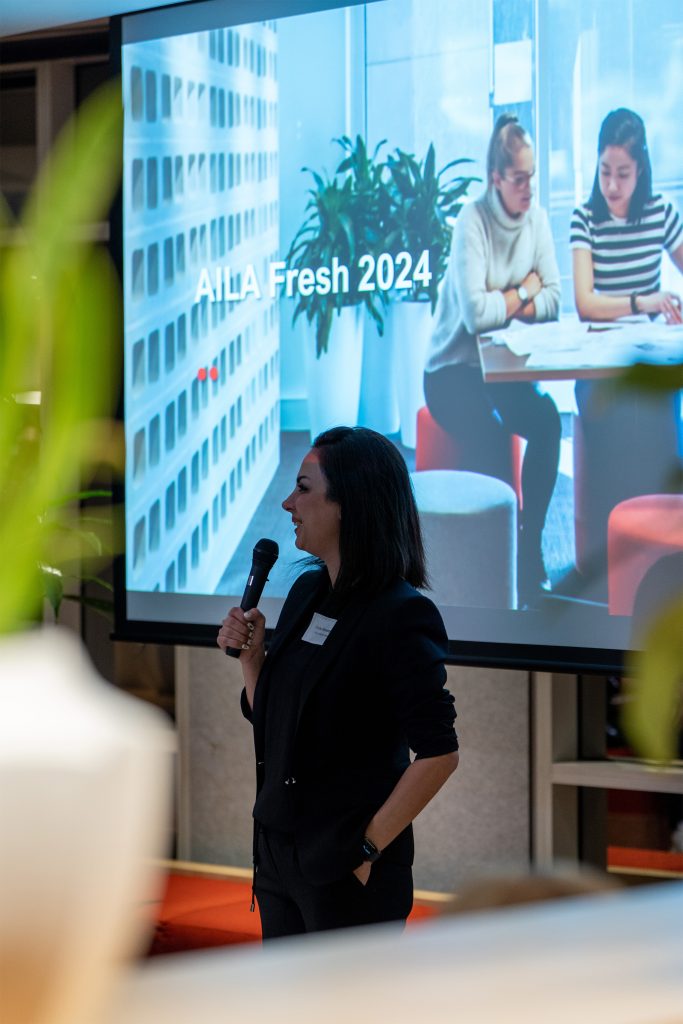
[252,537,279,568]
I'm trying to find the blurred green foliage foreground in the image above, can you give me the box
[617,368,683,762]
[0,80,123,634]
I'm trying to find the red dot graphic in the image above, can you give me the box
[209,366,219,382]
[197,367,207,381]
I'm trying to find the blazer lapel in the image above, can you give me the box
[264,573,328,671]
[255,571,328,717]
[294,594,371,732]
[257,575,373,737]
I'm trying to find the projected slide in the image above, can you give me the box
[119,0,683,662]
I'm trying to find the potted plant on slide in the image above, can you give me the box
[384,143,479,447]
[334,134,400,435]
[285,135,387,438]
[0,82,172,1024]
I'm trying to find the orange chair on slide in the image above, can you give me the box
[607,494,683,616]
[415,405,524,506]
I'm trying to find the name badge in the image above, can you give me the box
[302,612,337,646]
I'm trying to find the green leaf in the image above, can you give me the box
[371,138,388,163]
[302,166,326,192]
[364,296,385,335]
[45,489,113,510]
[423,143,436,185]
[337,212,355,260]
[39,566,64,616]
[315,305,334,357]
[437,157,476,178]
[623,597,683,761]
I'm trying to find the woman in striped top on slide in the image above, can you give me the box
[569,108,683,589]
[571,108,683,323]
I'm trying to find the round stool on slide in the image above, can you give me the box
[607,494,683,616]
[411,470,518,609]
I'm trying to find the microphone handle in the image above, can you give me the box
[224,563,272,658]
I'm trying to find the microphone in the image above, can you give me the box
[224,537,279,657]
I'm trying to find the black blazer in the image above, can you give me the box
[242,569,457,885]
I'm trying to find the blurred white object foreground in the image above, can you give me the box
[0,627,174,1024]
[105,882,683,1024]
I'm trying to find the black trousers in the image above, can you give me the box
[254,827,413,940]
[424,364,561,588]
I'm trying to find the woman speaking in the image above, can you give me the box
[217,427,459,939]
[423,114,562,607]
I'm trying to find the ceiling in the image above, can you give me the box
[0,0,195,38]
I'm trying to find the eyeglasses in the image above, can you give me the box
[503,171,536,189]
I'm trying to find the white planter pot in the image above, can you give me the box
[387,299,434,449]
[358,306,399,436]
[304,305,363,440]
[0,627,173,1024]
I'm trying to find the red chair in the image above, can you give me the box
[415,405,524,506]
[607,494,683,616]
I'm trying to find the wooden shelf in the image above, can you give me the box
[552,759,683,795]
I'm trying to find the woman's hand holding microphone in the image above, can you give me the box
[217,608,267,708]
[217,606,266,709]
[217,606,266,659]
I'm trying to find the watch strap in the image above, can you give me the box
[361,835,382,863]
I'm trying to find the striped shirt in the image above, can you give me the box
[570,195,683,295]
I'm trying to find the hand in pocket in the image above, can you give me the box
[353,862,372,887]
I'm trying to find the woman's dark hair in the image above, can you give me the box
[486,113,532,185]
[312,426,427,594]
[588,108,653,223]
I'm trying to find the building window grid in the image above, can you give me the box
[126,31,279,589]
[149,500,161,551]
[178,467,188,513]
[178,544,187,588]
[165,401,175,452]
[135,365,277,575]
[165,482,176,530]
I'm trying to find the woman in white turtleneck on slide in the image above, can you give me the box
[423,114,561,606]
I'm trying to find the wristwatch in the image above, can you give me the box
[361,835,382,863]
[517,284,530,307]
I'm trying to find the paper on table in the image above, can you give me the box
[610,323,683,363]
[494,318,683,367]
[525,345,627,369]
[495,320,588,357]
[484,319,533,352]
